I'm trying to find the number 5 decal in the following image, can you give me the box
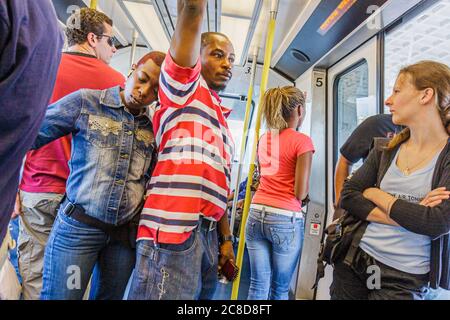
[316,78,324,87]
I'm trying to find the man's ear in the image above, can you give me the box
[86,32,97,48]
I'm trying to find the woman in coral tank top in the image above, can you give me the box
[246,86,315,300]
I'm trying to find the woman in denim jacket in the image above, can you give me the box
[333,61,450,300]
[246,87,314,300]
[31,51,165,300]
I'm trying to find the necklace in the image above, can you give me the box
[402,138,446,176]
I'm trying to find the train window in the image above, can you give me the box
[334,60,369,167]
[384,0,450,112]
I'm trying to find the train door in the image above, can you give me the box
[327,36,378,219]
[316,37,379,300]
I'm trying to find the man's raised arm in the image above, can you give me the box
[170,0,206,67]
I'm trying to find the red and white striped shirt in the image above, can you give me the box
[137,54,234,244]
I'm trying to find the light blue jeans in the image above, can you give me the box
[245,207,305,300]
[40,210,135,300]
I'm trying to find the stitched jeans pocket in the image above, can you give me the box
[269,225,296,251]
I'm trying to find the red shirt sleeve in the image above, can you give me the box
[158,53,202,108]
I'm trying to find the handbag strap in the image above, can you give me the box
[343,138,392,267]
[343,220,368,267]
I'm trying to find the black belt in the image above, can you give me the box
[198,216,217,232]
[61,196,139,249]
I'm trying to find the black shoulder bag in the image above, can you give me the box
[313,137,391,289]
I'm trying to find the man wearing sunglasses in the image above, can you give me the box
[90,33,117,64]
[14,7,124,300]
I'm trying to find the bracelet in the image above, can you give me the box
[220,234,235,244]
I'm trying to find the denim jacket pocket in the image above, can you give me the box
[134,128,154,156]
[87,115,122,148]
[134,128,155,175]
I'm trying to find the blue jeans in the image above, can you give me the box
[245,207,305,300]
[40,210,135,300]
[127,225,218,300]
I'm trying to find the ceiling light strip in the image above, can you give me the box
[159,0,175,34]
[216,0,222,32]
[238,0,263,66]
[151,0,174,39]
[206,1,211,32]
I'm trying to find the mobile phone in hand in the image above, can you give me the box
[220,259,239,282]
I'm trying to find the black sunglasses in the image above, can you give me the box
[95,34,116,47]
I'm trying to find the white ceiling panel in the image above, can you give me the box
[222,0,257,18]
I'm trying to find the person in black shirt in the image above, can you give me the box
[334,114,401,206]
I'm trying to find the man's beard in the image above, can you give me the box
[210,82,228,92]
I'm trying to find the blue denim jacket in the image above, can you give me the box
[33,86,155,225]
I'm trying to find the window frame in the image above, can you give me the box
[332,58,369,167]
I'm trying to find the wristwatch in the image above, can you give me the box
[220,234,235,244]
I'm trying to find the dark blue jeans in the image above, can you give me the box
[245,207,305,300]
[128,225,218,300]
[40,210,135,300]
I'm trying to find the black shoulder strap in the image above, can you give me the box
[376,139,399,187]
[343,220,368,267]
[343,138,392,266]
[371,137,390,153]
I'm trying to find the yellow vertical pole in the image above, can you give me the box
[231,0,279,300]
[90,0,98,9]
[229,52,258,234]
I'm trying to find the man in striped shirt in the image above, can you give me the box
[128,0,236,300]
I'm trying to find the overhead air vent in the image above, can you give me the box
[290,49,310,63]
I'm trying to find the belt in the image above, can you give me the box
[198,216,217,232]
[250,204,304,219]
[61,197,117,232]
[60,196,139,248]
